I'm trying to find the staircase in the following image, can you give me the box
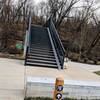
[25,17,65,69]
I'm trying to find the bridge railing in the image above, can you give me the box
[46,18,65,69]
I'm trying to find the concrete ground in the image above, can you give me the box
[69,61,100,72]
[0,58,100,100]
[0,58,25,100]
[26,61,100,81]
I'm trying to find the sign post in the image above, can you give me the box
[53,77,64,100]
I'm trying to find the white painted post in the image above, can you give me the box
[23,15,32,57]
[23,30,28,57]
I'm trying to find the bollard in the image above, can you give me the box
[53,77,64,100]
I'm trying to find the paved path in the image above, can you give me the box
[68,61,100,72]
[0,58,100,100]
[0,90,24,100]
[26,62,100,81]
[0,58,25,100]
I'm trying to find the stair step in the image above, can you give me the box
[26,59,57,64]
[25,62,57,68]
[31,45,50,48]
[30,46,51,50]
[30,47,52,51]
[31,39,49,41]
[30,44,51,48]
[31,42,49,44]
[27,56,56,61]
[31,40,49,43]
[30,50,54,55]
[28,53,55,58]
[30,44,50,47]
[30,48,53,53]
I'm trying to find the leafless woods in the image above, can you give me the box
[0,0,100,63]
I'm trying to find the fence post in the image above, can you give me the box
[53,77,64,100]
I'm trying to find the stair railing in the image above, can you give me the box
[46,18,65,69]
[24,14,32,65]
[28,15,32,50]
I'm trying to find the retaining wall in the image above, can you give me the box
[26,77,100,100]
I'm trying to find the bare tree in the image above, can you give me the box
[86,15,100,56]
[48,0,81,28]
[0,0,29,51]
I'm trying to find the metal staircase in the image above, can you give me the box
[24,17,65,69]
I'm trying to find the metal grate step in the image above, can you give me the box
[28,53,55,59]
[27,56,56,61]
[30,47,52,51]
[25,62,57,68]
[29,48,53,53]
[26,59,57,65]
[31,42,49,44]
[31,44,51,48]
[29,50,54,56]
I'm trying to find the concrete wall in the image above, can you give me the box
[26,77,100,100]
[64,85,100,99]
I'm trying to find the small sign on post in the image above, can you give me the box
[53,77,64,100]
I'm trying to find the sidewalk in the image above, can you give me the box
[68,61,100,72]
[26,61,100,81]
[0,58,25,100]
[0,58,100,100]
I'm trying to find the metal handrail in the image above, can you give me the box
[27,15,32,50]
[50,19,65,55]
[47,28,61,70]
[47,18,65,68]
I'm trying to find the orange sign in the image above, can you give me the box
[53,77,64,100]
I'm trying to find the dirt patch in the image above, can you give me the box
[0,52,24,60]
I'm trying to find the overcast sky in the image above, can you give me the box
[32,0,43,4]
[13,0,100,17]
[14,0,45,4]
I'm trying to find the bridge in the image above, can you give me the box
[24,17,65,69]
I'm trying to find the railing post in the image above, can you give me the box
[23,30,28,57]
[23,13,32,57]
[24,46,29,65]
[53,77,64,100]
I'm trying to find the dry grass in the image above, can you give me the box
[24,97,78,100]
[94,71,100,76]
